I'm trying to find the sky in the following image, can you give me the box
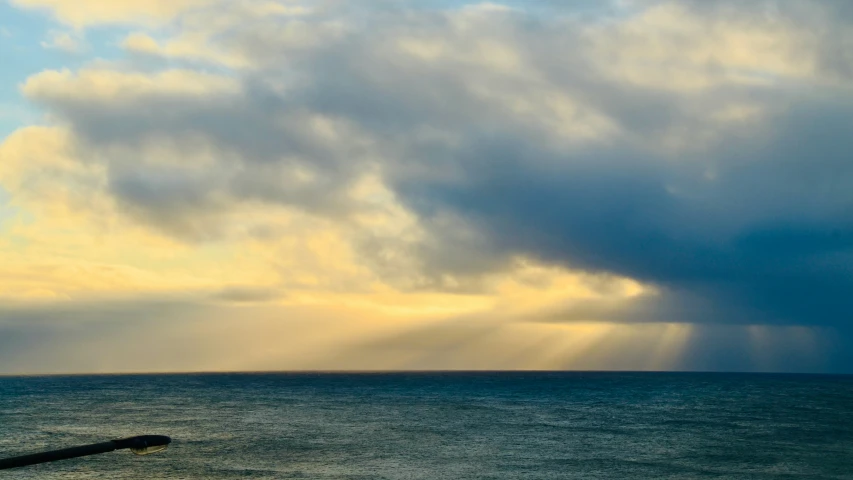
[1,0,852,374]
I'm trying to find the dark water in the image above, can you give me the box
[0,373,851,479]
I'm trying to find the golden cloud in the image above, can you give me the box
[11,0,212,27]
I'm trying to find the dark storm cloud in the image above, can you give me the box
[390,94,853,326]
[19,1,853,329]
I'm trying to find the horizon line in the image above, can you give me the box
[1,369,850,379]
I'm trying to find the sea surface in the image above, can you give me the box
[0,372,851,479]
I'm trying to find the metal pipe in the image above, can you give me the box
[0,435,171,470]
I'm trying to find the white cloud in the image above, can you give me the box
[40,30,86,53]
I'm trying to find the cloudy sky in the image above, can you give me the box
[1,0,851,374]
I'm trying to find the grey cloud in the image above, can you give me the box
[32,76,375,238]
[211,287,284,303]
[19,1,853,333]
[108,166,229,239]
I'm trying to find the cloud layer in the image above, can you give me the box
[3,0,853,372]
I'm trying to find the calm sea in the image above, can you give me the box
[0,373,851,479]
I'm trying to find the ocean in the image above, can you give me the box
[0,372,851,479]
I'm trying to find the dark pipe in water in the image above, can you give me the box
[0,435,171,470]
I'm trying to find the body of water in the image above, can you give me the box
[0,372,851,478]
